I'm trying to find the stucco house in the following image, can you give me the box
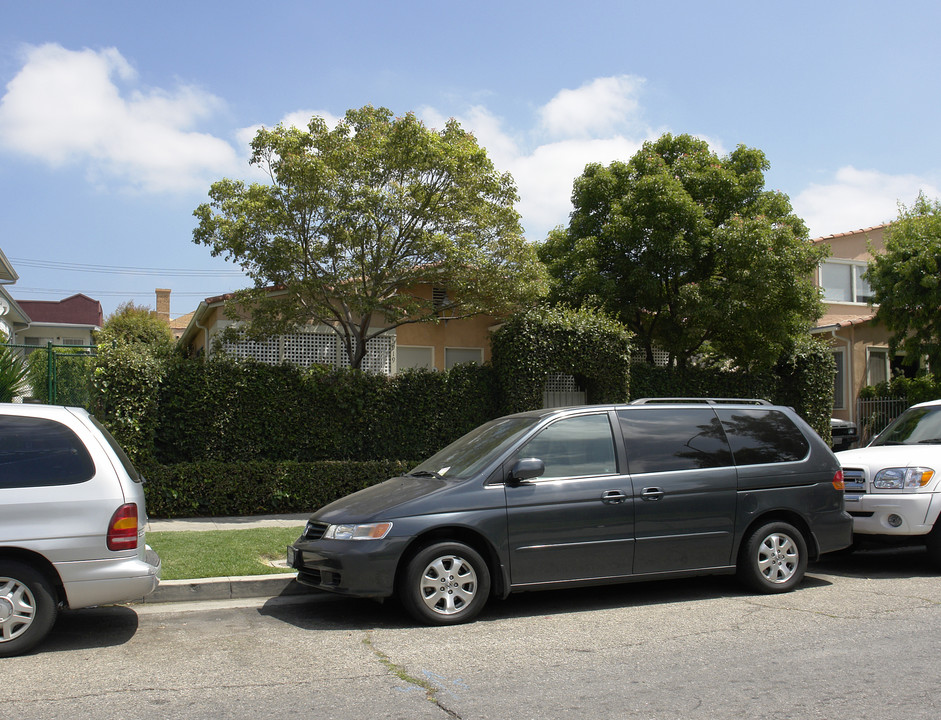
[13,294,102,349]
[0,249,31,342]
[176,283,501,375]
[810,223,913,426]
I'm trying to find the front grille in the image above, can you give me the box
[303,521,329,540]
[842,467,866,494]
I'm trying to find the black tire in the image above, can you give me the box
[737,522,808,594]
[399,542,491,626]
[0,560,58,657]
[925,523,941,570]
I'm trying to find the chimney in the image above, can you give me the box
[155,288,171,324]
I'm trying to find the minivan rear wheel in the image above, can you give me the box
[399,542,491,625]
[0,560,58,657]
[737,522,808,593]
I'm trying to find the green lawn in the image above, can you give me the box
[147,526,305,580]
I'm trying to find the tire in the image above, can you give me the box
[925,523,941,570]
[0,560,58,658]
[737,522,808,594]
[399,542,491,626]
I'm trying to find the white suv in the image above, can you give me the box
[836,398,941,565]
[0,403,161,656]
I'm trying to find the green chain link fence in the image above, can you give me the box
[2,342,96,408]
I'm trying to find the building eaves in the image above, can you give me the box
[811,223,890,245]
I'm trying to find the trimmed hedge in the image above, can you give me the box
[629,335,835,441]
[141,459,413,518]
[491,305,632,414]
[154,358,500,464]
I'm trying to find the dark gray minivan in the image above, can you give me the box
[289,400,852,624]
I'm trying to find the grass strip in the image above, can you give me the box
[147,526,305,580]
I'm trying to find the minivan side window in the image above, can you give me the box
[0,416,96,488]
[617,408,733,474]
[716,409,809,465]
[518,414,617,479]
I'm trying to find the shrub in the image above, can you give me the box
[490,305,632,414]
[141,459,414,517]
[0,345,28,402]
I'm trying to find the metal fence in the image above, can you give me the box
[1,342,96,407]
[855,396,911,446]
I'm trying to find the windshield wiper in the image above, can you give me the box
[917,439,941,444]
[408,470,444,479]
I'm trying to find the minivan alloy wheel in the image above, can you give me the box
[0,577,36,641]
[737,521,808,594]
[400,542,491,625]
[757,533,799,583]
[0,561,58,657]
[419,554,478,615]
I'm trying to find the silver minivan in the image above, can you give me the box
[0,403,161,656]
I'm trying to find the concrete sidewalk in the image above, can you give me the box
[142,513,316,605]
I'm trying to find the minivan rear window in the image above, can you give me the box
[717,409,809,465]
[0,415,96,488]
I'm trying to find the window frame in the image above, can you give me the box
[819,259,874,304]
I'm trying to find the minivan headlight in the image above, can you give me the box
[872,467,934,490]
[323,522,393,540]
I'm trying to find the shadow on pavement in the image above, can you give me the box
[812,544,939,580]
[33,606,140,654]
[260,571,834,631]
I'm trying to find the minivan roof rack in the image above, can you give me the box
[629,397,772,406]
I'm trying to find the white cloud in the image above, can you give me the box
[792,167,941,238]
[421,78,659,240]
[539,75,646,140]
[0,43,241,193]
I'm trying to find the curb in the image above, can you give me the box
[141,573,318,604]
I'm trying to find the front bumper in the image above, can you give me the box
[288,536,411,598]
[844,492,938,536]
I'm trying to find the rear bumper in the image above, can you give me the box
[57,545,161,608]
[812,510,855,555]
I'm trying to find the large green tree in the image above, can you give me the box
[867,193,941,377]
[194,105,547,369]
[540,134,826,370]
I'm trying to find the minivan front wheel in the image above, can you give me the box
[737,522,808,593]
[0,560,58,657]
[400,542,491,625]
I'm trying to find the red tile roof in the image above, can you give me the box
[16,294,103,326]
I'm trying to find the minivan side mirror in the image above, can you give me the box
[507,457,545,484]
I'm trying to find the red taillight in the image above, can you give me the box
[107,503,139,551]
[833,470,845,491]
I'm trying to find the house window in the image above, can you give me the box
[819,261,873,304]
[832,350,846,410]
[396,346,434,371]
[445,347,483,369]
[867,348,890,386]
[61,337,85,346]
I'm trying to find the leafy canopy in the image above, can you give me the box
[95,301,176,353]
[540,134,825,370]
[867,193,941,377]
[193,105,547,368]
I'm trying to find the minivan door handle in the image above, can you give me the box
[601,490,628,504]
[641,487,665,501]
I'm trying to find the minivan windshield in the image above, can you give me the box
[871,406,941,446]
[410,416,539,480]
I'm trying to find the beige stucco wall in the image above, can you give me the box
[813,225,893,423]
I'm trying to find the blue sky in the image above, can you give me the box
[1,0,939,319]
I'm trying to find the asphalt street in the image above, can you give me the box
[1,547,939,720]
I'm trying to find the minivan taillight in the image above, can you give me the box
[107,503,139,551]
[832,470,845,491]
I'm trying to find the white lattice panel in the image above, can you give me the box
[222,329,394,375]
